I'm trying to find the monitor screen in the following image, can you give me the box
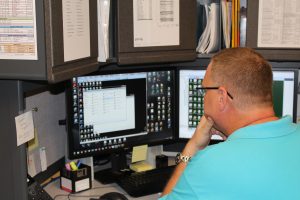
[178,68,298,139]
[67,69,176,159]
[179,69,220,139]
[272,70,298,121]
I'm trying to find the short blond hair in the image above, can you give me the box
[210,47,273,109]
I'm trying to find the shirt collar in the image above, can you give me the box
[227,116,297,140]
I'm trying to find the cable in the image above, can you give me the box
[53,185,118,200]
[53,194,69,200]
[93,158,110,166]
[53,193,103,200]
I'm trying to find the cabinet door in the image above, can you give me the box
[115,0,197,65]
[44,0,99,83]
[0,0,47,80]
[246,0,300,61]
[0,0,99,83]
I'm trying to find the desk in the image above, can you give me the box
[45,179,160,200]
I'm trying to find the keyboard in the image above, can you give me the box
[117,165,175,197]
[28,181,53,200]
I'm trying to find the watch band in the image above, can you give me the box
[176,153,191,164]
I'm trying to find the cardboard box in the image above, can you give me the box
[60,163,91,193]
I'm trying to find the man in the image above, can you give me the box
[160,47,300,199]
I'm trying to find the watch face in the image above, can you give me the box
[175,153,191,164]
[175,153,181,164]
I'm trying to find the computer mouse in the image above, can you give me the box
[99,192,129,200]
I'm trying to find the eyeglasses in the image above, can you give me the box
[197,87,234,99]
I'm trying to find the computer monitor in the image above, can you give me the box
[66,68,176,159]
[178,68,298,140]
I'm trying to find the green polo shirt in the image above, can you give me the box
[160,116,300,200]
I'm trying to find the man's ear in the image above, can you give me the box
[217,87,228,111]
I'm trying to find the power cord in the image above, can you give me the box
[93,158,110,166]
[53,185,117,200]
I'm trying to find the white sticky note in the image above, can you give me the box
[15,111,34,146]
[27,154,37,176]
[40,147,47,171]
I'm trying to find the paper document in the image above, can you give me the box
[15,111,35,146]
[97,0,110,62]
[133,0,180,47]
[0,0,38,60]
[27,154,37,177]
[39,147,47,171]
[62,0,91,62]
[196,2,220,54]
[257,0,300,48]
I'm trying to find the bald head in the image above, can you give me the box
[209,47,273,109]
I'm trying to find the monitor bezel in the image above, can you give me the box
[66,66,178,159]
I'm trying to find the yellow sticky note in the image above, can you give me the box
[130,161,154,172]
[28,128,39,151]
[131,145,148,163]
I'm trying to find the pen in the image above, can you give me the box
[65,163,71,171]
[76,160,81,168]
[70,161,78,171]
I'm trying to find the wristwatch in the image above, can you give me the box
[175,153,191,165]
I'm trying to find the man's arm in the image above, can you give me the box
[161,116,214,196]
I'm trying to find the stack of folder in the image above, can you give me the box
[97,0,110,62]
[230,0,240,48]
[196,2,221,54]
[221,0,241,48]
[197,0,242,52]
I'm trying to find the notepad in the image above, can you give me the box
[130,145,154,172]
[130,161,154,172]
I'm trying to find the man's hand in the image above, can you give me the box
[182,116,215,157]
[161,116,215,196]
[192,116,215,149]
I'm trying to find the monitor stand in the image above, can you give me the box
[94,152,130,184]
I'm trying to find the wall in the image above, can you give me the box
[25,90,66,177]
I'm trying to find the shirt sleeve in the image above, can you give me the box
[158,194,168,200]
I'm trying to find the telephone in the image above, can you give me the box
[27,174,53,200]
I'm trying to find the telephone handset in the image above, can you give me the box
[27,174,53,200]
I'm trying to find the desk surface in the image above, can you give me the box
[45,179,160,200]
